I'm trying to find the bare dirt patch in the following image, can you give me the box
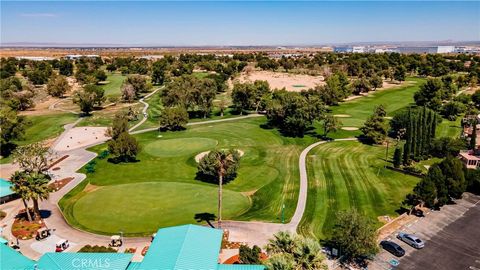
[236,70,324,91]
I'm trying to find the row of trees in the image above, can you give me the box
[400,107,438,164]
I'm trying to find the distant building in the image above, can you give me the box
[334,46,353,53]
[352,46,366,53]
[437,46,455,53]
[65,54,99,60]
[15,56,54,61]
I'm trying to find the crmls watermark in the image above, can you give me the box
[71,258,111,269]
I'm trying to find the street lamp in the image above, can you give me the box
[281,204,285,224]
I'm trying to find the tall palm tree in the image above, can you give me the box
[10,171,33,222]
[212,150,237,228]
[26,172,51,220]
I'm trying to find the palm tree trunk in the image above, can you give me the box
[218,174,223,229]
[32,199,41,221]
[22,198,32,222]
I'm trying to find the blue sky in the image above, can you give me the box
[1,1,479,45]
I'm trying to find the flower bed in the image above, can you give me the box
[12,217,44,240]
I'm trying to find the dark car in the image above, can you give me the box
[380,240,405,257]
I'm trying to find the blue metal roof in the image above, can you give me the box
[217,265,265,270]
[0,244,35,270]
[0,178,14,198]
[37,253,133,270]
[139,224,223,270]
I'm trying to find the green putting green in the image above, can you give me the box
[71,182,249,235]
[144,137,218,157]
[60,117,315,235]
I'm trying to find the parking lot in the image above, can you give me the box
[370,193,480,270]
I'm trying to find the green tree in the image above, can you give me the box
[0,107,27,156]
[10,171,33,221]
[369,74,383,91]
[470,120,477,150]
[27,172,52,220]
[414,78,444,111]
[47,75,71,97]
[239,245,262,264]
[413,177,437,207]
[393,147,402,168]
[108,132,140,162]
[159,106,189,131]
[105,112,129,140]
[360,105,388,144]
[73,84,105,115]
[265,231,326,270]
[322,114,342,137]
[151,60,168,85]
[352,78,371,95]
[393,65,406,82]
[58,59,74,76]
[198,149,239,228]
[12,142,50,173]
[232,82,255,115]
[329,210,378,262]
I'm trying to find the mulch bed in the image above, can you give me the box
[0,210,6,221]
[141,246,149,256]
[47,155,69,170]
[124,247,137,254]
[49,177,74,191]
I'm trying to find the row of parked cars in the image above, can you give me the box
[380,232,425,257]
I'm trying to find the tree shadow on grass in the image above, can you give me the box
[107,157,140,164]
[194,212,217,228]
[195,172,237,185]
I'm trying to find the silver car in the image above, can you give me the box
[397,232,425,249]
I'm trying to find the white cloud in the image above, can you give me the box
[20,13,58,18]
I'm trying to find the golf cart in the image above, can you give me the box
[35,228,51,241]
[55,239,69,252]
[109,235,123,247]
[151,233,156,242]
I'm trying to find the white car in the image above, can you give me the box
[397,232,425,249]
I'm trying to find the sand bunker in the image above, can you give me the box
[52,126,109,152]
[195,149,244,163]
[334,114,351,118]
[341,127,359,131]
[237,70,324,92]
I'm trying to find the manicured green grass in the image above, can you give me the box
[20,113,78,145]
[71,182,249,235]
[322,78,424,139]
[100,73,126,97]
[436,118,462,138]
[299,141,420,239]
[144,138,218,157]
[60,117,317,235]
[1,113,78,163]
